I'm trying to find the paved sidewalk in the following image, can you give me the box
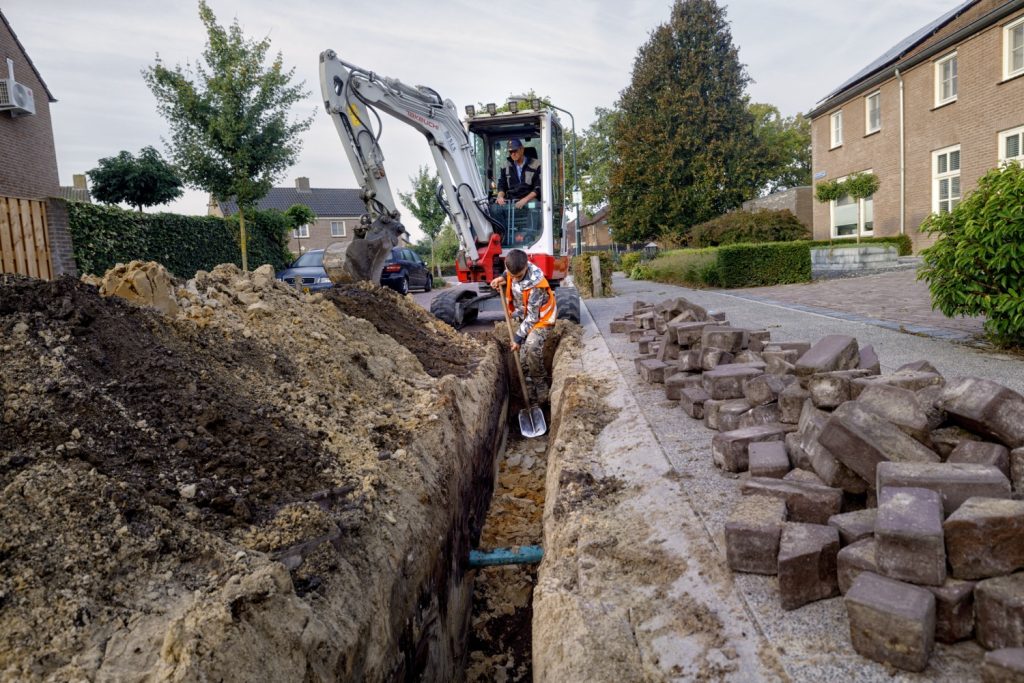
[727,269,986,341]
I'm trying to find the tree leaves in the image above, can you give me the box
[87,147,184,212]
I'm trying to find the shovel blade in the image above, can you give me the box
[518,406,547,438]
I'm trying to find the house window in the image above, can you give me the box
[935,52,958,106]
[1004,16,1024,80]
[999,125,1024,165]
[830,111,843,148]
[933,145,961,214]
[865,92,881,133]
[330,220,346,237]
[829,172,874,238]
[293,224,310,239]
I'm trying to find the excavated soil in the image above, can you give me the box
[0,266,500,681]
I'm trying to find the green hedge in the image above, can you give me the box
[642,248,720,287]
[716,242,812,288]
[805,234,913,256]
[67,202,292,278]
[571,252,613,297]
[619,251,644,274]
[689,209,810,248]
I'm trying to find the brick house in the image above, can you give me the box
[0,10,76,276]
[209,177,364,255]
[809,0,1024,252]
[567,205,616,251]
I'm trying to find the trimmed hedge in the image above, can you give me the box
[688,209,810,248]
[805,234,912,256]
[571,251,614,297]
[716,242,812,288]
[67,202,292,278]
[619,251,643,273]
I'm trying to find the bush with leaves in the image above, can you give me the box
[918,162,1024,347]
[571,252,614,297]
[620,251,644,274]
[688,209,809,247]
[645,248,720,287]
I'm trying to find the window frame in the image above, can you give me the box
[1005,16,1024,80]
[932,145,962,215]
[934,51,958,107]
[830,110,843,148]
[292,223,310,239]
[828,170,874,239]
[330,220,347,238]
[999,125,1024,165]
[865,91,881,134]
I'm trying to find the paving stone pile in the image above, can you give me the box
[610,297,1024,679]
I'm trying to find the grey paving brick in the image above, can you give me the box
[845,571,936,672]
[944,497,1024,580]
[875,487,946,586]
[778,522,840,610]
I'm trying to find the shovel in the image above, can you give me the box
[501,298,547,438]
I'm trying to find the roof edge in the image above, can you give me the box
[0,10,57,103]
[809,0,1024,119]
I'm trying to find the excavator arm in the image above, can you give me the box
[318,50,496,284]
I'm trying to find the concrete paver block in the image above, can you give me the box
[610,319,634,334]
[734,350,763,365]
[982,648,1024,682]
[718,399,754,432]
[1013,448,1024,499]
[665,372,702,400]
[800,401,868,494]
[633,353,656,373]
[828,508,876,546]
[898,360,940,374]
[702,365,765,400]
[700,347,735,371]
[725,494,787,575]
[858,343,881,374]
[916,384,948,430]
[837,538,877,594]
[712,423,794,473]
[670,320,713,346]
[808,369,874,409]
[784,467,826,486]
[845,571,936,672]
[850,370,945,399]
[931,425,982,459]
[940,377,1024,449]
[926,578,976,644]
[778,383,810,424]
[795,334,859,380]
[703,398,733,430]
[876,462,1011,516]
[655,332,679,361]
[819,401,941,486]
[637,336,657,354]
[976,572,1024,650]
[765,341,811,355]
[675,349,702,372]
[778,522,840,610]
[701,325,748,353]
[784,431,812,471]
[738,404,782,429]
[638,359,669,384]
[748,441,790,479]
[944,497,1024,580]
[875,487,946,586]
[856,383,932,445]
[679,386,710,420]
[743,373,796,407]
[741,477,843,525]
[948,441,1011,477]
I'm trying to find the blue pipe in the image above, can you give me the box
[468,545,544,568]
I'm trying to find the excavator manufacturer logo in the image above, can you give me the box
[406,110,438,130]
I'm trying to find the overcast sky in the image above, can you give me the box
[6,0,962,240]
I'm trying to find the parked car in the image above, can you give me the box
[276,249,333,292]
[380,247,432,294]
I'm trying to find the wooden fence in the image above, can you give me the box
[0,196,52,280]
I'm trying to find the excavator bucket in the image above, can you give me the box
[518,406,547,438]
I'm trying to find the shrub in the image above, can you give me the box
[716,242,812,288]
[644,248,720,287]
[918,162,1024,347]
[630,263,653,281]
[688,209,809,248]
[67,201,291,277]
[619,251,643,273]
[571,251,614,297]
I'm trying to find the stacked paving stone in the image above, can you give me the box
[610,298,1024,678]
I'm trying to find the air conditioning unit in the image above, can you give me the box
[0,78,36,116]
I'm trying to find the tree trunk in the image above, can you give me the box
[239,207,249,272]
[430,237,440,278]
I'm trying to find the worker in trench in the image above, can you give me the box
[490,248,557,405]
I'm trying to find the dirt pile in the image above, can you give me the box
[0,265,502,681]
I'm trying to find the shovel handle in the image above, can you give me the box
[500,289,533,402]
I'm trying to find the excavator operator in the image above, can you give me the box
[490,248,556,405]
[492,139,542,245]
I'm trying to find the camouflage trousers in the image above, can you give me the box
[519,325,551,404]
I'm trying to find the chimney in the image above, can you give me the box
[295,177,311,193]
[73,174,88,190]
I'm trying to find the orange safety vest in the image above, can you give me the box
[505,274,557,334]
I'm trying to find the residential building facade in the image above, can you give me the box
[809,0,1024,252]
[567,205,616,251]
[210,177,364,255]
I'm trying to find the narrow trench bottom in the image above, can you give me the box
[464,431,548,683]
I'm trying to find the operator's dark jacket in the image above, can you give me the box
[498,157,542,201]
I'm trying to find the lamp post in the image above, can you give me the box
[542,101,580,256]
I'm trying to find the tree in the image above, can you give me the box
[433,222,460,266]
[748,103,811,195]
[608,0,759,245]
[143,1,313,270]
[569,106,620,212]
[398,166,446,276]
[87,146,184,212]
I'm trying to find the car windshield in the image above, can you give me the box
[292,251,323,268]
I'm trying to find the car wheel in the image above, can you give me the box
[424,273,433,292]
[398,275,409,295]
